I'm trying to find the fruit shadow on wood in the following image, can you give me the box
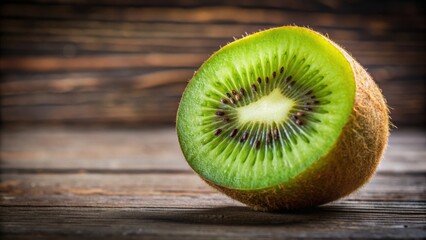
[142,206,342,226]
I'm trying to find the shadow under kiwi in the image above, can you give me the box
[142,205,343,226]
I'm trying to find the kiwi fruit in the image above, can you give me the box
[176,26,389,211]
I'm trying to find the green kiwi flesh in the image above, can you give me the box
[178,27,355,190]
[177,26,390,211]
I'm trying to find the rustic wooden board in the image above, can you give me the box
[0,127,425,239]
[1,0,425,126]
[1,203,425,240]
[0,172,425,208]
[1,128,425,172]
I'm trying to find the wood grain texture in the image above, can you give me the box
[1,0,425,126]
[0,128,425,172]
[1,204,425,240]
[0,127,425,239]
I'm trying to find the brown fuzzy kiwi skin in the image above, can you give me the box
[202,30,390,212]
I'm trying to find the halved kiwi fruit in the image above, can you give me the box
[177,26,389,211]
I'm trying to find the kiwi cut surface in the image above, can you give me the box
[177,26,389,211]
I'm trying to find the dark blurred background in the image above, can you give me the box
[1,0,425,128]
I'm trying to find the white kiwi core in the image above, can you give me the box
[237,88,295,124]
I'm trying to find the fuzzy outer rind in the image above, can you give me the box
[203,32,390,212]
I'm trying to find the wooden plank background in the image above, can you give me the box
[1,0,425,126]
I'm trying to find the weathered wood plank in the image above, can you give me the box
[0,172,425,208]
[2,66,423,93]
[1,52,423,73]
[1,71,424,125]
[1,128,425,172]
[0,54,207,72]
[3,34,423,58]
[0,127,187,170]
[0,69,190,92]
[4,0,421,13]
[2,4,424,30]
[0,203,425,240]
[5,0,423,15]
[1,19,423,45]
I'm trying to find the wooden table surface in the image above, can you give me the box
[0,127,425,239]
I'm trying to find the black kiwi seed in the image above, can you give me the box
[266,77,270,83]
[273,72,276,78]
[226,93,232,98]
[273,127,279,140]
[286,76,293,83]
[312,100,320,104]
[241,132,248,142]
[305,90,313,95]
[251,84,257,92]
[296,119,303,126]
[232,90,238,95]
[215,111,225,116]
[230,129,238,137]
[311,95,316,99]
[223,117,230,123]
[220,98,228,104]
[257,77,262,84]
[214,129,222,135]
[255,140,261,149]
[239,88,245,95]
[280,66,284,73]
[267,132,272,143]
[304,107,312,111]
